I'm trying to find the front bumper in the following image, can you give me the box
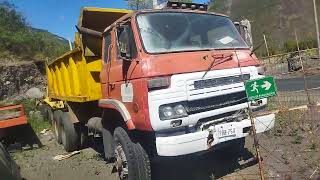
[156,113,275,156]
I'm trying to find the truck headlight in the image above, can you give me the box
[159,104,188,120]
[162,106,174,119]
[173,104,187,116]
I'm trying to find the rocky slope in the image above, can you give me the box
[0,62,45,100]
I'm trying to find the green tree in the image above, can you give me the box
[124,0,152,10]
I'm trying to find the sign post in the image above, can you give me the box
[244,76,277,180]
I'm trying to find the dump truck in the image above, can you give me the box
[43,2,275,179]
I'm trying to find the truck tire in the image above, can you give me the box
[0,142,21,180]
[47,107,54,124]
[113,127,151,180]
[60,112,80,152]
[53,110,63,144]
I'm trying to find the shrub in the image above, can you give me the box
[283,39,317,53]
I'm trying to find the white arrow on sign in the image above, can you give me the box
[261,81,272,90]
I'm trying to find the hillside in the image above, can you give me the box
[209,0,319,55]
[0,1,68,62]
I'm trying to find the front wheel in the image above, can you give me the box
[113,127,151,180]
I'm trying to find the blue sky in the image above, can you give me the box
[10,0,207,40]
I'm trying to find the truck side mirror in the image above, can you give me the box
[117,25,132,60]
[234,20,253,50]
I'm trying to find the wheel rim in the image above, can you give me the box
[114,142,128,180]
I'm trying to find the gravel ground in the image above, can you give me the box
[10,110,320,180]
[11,132,118,180]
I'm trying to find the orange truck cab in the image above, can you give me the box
[44,2,275,179]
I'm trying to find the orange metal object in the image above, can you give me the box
[0,104,28,129]
[99,13,261,131]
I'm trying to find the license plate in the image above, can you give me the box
[218,126,236,138]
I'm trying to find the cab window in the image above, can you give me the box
[116,24,137,60]
[104,34,112,63]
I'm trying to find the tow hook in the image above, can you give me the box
[207,130,214,149]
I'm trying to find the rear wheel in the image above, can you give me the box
[53,110,62,144]
[38,104,48,120]
[113,127,151,180]
[60,112,80,152]
[47,107,54,124]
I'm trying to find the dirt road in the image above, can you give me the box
[10,110,320,180]
[11,132,118,180]
[12,131,259,180]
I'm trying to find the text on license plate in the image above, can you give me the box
[218,127,236,138]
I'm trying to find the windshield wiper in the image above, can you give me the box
[202,53,233,78]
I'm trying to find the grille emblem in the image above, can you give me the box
[194,74,250,89]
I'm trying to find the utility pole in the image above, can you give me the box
[313,0,320,60]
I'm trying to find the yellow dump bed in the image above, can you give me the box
[46,7,132,102]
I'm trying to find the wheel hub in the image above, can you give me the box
[114,143,128,179]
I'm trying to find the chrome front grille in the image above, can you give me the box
[193,74,250,90]
[186,91,248,114]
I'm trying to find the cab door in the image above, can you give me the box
[100,30,113,99]
[106,22,139,102]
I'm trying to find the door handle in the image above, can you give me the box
[109,83,115,89]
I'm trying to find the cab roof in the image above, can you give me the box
[102,9,228,34]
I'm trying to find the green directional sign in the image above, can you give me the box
[245,76,277,101]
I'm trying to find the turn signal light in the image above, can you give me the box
[147,77,170,90]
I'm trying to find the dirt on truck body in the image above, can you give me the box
[42,2,275,179]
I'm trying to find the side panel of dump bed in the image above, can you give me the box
[46,48,102,102]
[46,7,131,103]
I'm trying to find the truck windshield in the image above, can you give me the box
[136,12,248,53]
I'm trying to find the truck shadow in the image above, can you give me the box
[88,137,257,180]
[2,124,43,151]
[151,148,256,180]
